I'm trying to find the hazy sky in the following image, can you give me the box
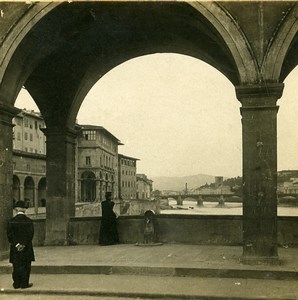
[16,53,298,178]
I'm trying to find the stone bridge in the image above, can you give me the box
[161,194,239,206]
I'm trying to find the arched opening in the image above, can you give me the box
[81,171,96,202]
[24,176,35,208]
[12,175,20,205]
[38,177,47,207]
[277,66,298,215]
[77,53,241,215]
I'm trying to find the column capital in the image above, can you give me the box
[0,102,21,126]
[235,83,284,108]
[41,127,79,144]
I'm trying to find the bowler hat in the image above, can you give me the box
[105,192,112,198]
[14,200,26,209]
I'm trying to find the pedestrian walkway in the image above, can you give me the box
[1,244,298,299]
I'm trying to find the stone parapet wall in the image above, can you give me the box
[32,215,298,247]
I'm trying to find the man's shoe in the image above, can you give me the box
[21,283,33,289]
[13,284,20,289]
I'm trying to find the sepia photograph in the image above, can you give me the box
[0,1,298,299]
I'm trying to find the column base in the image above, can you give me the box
[241,255,281,265]
[0,250,9,261]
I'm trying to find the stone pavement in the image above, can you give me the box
[1,244,298,299]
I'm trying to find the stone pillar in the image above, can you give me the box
[177,195,183,206]
[95,180,100,202]
[99,180,103,202]
[0,103,20,259]
[41,128,78,245]
[34,187,38,215]
[197,195,204,207]
[236,83,284,264]
[19,184,24,201]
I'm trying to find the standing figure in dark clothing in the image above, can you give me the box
[7,200,35,289]
[99,192,119,245]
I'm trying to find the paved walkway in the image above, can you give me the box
[0,244,298,299]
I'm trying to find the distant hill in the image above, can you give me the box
[152,174,215,191]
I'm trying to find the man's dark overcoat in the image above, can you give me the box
[7,213,35,263]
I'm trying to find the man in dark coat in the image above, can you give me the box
[7,200,35,289]
[99,192,119,245]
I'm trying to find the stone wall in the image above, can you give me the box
[32,215,298,246]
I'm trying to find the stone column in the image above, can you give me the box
[0,103,20,259]
[41,128,78,245]
[34,186,38,215]
[99,180,103,202]
[236,83,284,264]
[95,179,100,202]
[19,184,24,201]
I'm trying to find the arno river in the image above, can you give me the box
[161,200,298,216]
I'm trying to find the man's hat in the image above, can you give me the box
[105,192,112,198]
[14,200,26,209]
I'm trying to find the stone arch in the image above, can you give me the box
[0,3,59,104]
[81,171,96,202]
[188,1,258,84]
[0,1,247,130]
[261,4,298,82]
[24,176,34,208]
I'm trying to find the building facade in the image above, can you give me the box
[77,125,123,202]
[11,109,152,210]
[136,174,153,200]
[12,109,47,208]
[118,154,138,200]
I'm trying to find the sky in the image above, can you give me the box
[16,53,298,178]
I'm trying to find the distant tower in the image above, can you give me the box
[215,176,223,189]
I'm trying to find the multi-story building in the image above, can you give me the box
[12,109,47,208]
[136,174,153,200]
[118,154,138,200]
[11,109,150,213]
[278,178,298,194]
[77,125,123,202]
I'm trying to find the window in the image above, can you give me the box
[83,130,96,140]
[26,164,30,171]
[35,121,38,129]
[24,132,28,140]
[42,166,46,173]
[30,133,33,141]
[17,132,21,141]
[13,162,16,169]
[24,118,28,127]
[86,156,91,166]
